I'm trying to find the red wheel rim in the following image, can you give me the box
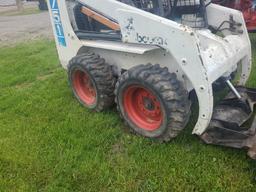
[123,86,163,131]
[73,70,96,105]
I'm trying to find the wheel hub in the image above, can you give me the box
[143,97,155,111]
[73,70,96,106]
[123,86,163,131]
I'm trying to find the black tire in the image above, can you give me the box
[68,52,116,112]
[115,64,191,142]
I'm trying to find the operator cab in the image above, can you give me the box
[66,0,208,41]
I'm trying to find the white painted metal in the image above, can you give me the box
[46,0,252,135]
[81,40,160,55]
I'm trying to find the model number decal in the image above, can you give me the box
[50,0,66,47]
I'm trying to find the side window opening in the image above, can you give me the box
[66,1,121,41]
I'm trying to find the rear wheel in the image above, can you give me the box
[115,64,191,141]
[68,52,116,112]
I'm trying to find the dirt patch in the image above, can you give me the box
[111,142,125,155]
[37,73,55,81]
[36,68,61,81]
[0,8,53,46]
[15,82,33,90]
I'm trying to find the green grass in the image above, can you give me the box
[0,7,41,17]
[0,37,256,192]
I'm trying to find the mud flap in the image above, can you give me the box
[200,87,256,159]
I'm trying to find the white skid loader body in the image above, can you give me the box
[47,0,251,135]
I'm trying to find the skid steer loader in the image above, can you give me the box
[47,0,256,159]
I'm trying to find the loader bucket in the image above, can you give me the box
[200,87,256,159]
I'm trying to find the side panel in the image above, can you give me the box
[206,4,252,85]
[47,0,82,68]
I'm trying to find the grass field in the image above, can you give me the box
[0,37,256,192]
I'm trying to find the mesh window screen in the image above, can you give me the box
[119,0,208,29]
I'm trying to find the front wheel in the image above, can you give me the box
[115,64,191,142]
